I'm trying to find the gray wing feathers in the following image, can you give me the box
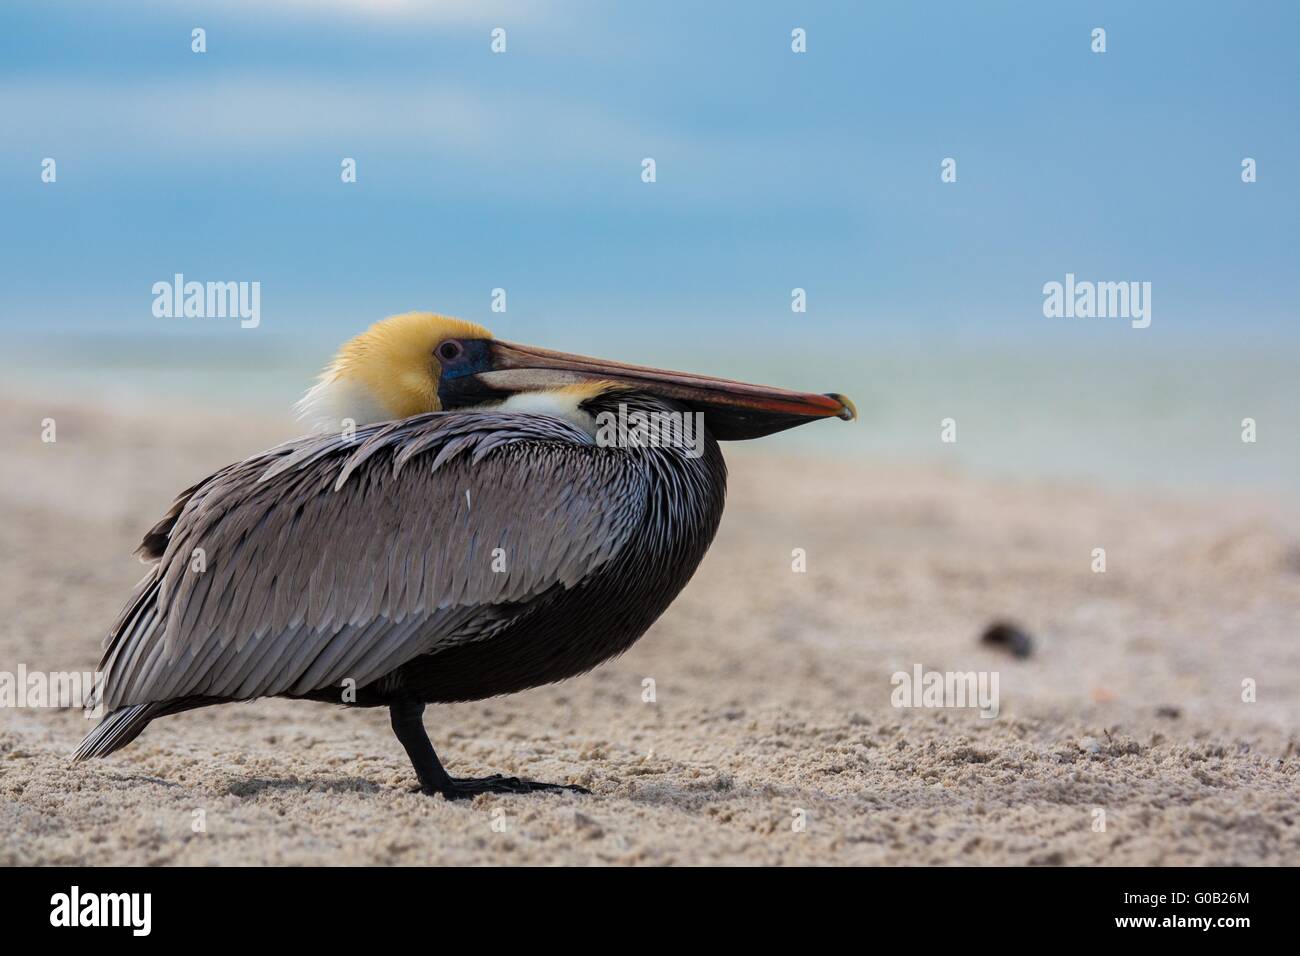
[95,413,647,711]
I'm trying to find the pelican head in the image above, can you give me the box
[298,311,856,439]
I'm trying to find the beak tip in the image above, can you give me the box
[825,393,857,422]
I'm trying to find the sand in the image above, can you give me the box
[1,387,1298,866]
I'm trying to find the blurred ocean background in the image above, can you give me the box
[2,0,1297,493]
[8,330,1298,495]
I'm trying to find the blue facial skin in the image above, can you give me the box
[435,338,498,409]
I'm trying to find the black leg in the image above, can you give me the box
[390,700,454,794]
[388,700,589,801]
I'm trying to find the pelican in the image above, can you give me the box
[75,312,855,799]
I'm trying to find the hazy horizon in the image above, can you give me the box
[6,329,1297,497]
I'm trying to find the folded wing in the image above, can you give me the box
[94,412,648,712]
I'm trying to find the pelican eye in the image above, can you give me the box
[437,340,464,362]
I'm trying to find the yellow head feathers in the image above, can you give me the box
[297,312,493,431]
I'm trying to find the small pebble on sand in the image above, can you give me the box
[980,620,1035,658]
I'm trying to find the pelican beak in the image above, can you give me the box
[475,341,856,440]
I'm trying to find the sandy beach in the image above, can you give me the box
[2,386,1298,866]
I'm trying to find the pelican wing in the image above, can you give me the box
[96,413,648,711]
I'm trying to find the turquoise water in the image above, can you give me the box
[5,330,1297,497]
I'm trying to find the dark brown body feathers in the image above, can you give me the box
[75,394,726,759]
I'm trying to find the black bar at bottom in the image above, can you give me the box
[0,865,1273,940]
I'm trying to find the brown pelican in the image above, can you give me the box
[74,312,855,798]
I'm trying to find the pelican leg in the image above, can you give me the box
[390,700,454,794]
[389,700,589,800]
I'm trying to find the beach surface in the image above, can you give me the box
[2,387,1298,866]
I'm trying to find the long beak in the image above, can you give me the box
[477,340,856,440]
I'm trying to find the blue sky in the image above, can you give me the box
[1,0,1297,353]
